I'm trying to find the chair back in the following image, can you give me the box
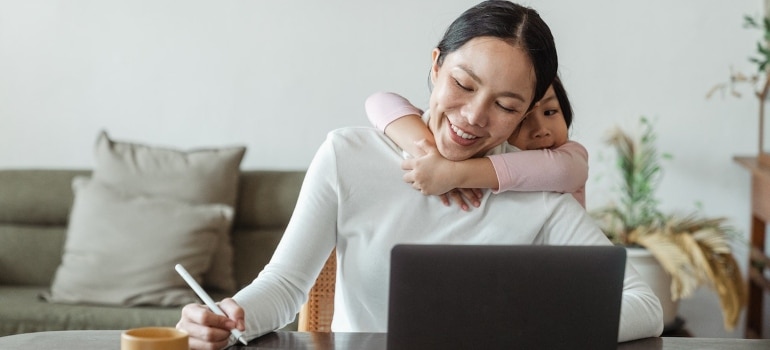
[297,249,336,332]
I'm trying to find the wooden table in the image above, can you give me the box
[1,330,769,349]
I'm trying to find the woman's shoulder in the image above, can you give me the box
[326,126,385,143]
[324,126,402,157]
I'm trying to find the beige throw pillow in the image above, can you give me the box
[92,131,245,292]
[45,177,233,306]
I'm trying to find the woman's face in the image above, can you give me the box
[508,85,568,150]
[428,36,535,161]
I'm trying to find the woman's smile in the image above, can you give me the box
[448,121,480,145]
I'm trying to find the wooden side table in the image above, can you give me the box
[734,156,770,339]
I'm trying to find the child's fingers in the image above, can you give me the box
[402,171,415,186]
[413,139,438,157]
[457,188,481,208]
[439,193,450,206]
[401,158,415,171]
[403,170,428,194]
[445,190,469,211]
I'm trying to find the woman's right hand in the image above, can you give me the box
[177,298,245,350]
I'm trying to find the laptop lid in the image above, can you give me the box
[386,244,626,350]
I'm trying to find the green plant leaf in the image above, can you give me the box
[744,15,758,28]
[756,42,768,55]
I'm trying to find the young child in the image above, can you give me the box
[364,76,587,210]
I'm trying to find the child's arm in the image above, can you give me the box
[365,92,430,157]
[403,141,588,207]
[402,139,498,195]
[365,92,487,210]
[364,92,589,208]
[488,141,588,206]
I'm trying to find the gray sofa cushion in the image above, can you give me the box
[0,225,65,286]
[92,132,246,293]
[0,286,294,337]
[0,170,87,226]
[0,170,87,287]
[0,286,184,335]
[234,171,306,229]
[44,178,232,307]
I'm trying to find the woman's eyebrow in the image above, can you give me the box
[500,91,527,102]
[457,64,527,102]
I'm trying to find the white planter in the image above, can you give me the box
[626,247,679,328]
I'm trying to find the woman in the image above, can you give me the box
[177,2,663,348]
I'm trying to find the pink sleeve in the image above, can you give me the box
[489,141,588,207]
[364,92,424,131]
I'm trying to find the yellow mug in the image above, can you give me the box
[121,327,188,350]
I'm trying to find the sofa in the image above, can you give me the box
[0,168,306,336]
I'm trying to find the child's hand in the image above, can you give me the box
[402,139,456,195]
[439,189,483,211]
[402,140,482,211]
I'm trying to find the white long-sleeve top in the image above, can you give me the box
[232,127,663,345]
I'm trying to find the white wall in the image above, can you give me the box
[0,0,765,338]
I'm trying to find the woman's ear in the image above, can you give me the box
[430,48,441,84]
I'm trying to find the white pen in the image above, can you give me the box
[175,264,248,345]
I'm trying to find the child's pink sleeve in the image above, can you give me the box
[488,141,588,207]
[365,92,424,131]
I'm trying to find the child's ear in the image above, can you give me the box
[430,48,441,85]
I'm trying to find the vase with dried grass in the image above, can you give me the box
[591,117,747,331]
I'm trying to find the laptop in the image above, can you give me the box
[386,244,626,350]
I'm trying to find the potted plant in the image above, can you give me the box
[591,116,747,331]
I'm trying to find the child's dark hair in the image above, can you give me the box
[552,76,573,128]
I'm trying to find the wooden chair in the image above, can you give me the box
[297,249,337,332]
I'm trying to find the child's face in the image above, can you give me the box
[507,85,568,150]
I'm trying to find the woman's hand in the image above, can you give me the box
[177,298,245,350]
[402,139,482,211]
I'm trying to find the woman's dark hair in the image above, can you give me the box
[551,76,573,128]
[435,0,558,111]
